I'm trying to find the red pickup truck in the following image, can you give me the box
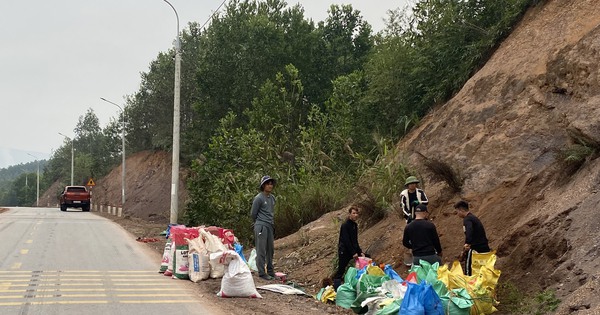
[59,186,91,212]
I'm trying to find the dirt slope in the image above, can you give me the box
[277,0,600,313]
[42,0,600,313]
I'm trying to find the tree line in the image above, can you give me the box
[2,0,539,243]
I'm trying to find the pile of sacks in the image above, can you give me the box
[317,252,500,314]
[159,225,261,298]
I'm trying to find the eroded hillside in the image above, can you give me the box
[277,0,600,313]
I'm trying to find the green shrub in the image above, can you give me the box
[274,176,351,238]
[497,281,561,314]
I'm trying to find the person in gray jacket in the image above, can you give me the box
[251,175,277,280]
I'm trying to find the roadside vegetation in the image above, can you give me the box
[497,281,561,314]
[2,0,542,244]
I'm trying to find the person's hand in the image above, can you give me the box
[353,253,358,259]
[463,244,471,250]
[360,252,365,257]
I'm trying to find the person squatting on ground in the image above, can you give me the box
[251,175,277,280]
[402,204,443,266]
[400,176,429,224]
[333,206,364,290]
[454,200,491,276]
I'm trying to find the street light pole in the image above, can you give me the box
[25,153,40,207]
[100,97,126,207]
[59,133,74,186]
[26,153,40,207]
[163,0,181,225]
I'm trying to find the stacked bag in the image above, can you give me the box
[322,252,500,314]
[157,225,261,298]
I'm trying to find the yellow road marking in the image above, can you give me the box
[114,288,181,292]
[120,300,198,304]
[25,240,33,244]
[0,294,108,299]
[10,263,21,270]
[19,249,28,255]
[0,279,103,282]
[0,300,198,306]
[0,300,110,306]
[116,294,194,297]
[0,283,104,287]
[0,270,158,274]
[0,288,186,293]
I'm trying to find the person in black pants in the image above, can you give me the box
[402,204,443,266]
[454,200,491,276]
[333,206,364,290]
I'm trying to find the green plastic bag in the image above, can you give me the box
[357,274,391,294]
[335,283,356,309]
[440,288,473,315]
[344,267,359,287]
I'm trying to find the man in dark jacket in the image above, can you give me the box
[333,206,364,290]
[402,204,443,266]
[454,200,491,276]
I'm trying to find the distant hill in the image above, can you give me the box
[0,147,49,169]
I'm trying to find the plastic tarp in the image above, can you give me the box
[257,284,306,295]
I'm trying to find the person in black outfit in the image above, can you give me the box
[402,204,443,266]
[333,206,364,290]
[454,200,491,276]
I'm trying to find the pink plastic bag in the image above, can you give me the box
[355,256,372,270]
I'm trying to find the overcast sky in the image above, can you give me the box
[0,0,410,168]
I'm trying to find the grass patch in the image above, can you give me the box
[418,153,463,193]
[497,281,561,314]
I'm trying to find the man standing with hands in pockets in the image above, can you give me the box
[251,175,277,280]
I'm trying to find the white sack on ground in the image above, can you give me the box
[211,250,262,298]
[187,237,210,281]
[201,229,227,278]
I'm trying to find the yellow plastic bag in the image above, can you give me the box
[366,265,385,276]
[319,285,336,303]
[471,250,496,276]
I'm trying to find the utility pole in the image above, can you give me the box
[163,0,181,225]
[26,153,40,207]
[59,133,74,186]
[100,97,126,207]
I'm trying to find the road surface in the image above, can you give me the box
[0,207,223,315]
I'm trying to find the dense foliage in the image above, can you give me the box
[0,161,47,206]
[3,0,539,242]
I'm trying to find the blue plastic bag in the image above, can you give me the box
[399,282,425,314]
[234,243,247,264]
[399,282,444,315]
[384,264,403,283]
[421,283,444,315]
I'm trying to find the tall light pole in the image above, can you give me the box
[163,0,181,225]
[59,133,74,186]
[100,97,126,207]
[27,153,40,207]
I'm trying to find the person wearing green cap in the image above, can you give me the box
[400,176,428,224]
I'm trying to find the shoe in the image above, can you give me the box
[259,274,274,280]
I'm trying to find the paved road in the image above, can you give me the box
[0,207,222,315]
